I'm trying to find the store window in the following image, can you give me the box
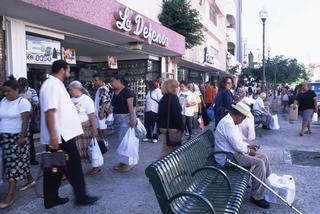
[209,5,218,26]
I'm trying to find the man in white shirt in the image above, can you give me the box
[215,101,271,209]
[178,81,197,139]
[40,60,99,209]
[253,92,272,129]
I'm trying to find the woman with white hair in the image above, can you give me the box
[68,81,101,175]
[253,92,272,129]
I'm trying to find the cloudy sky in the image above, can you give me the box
[242,0,320,64]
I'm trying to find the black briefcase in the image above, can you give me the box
[41,150,67,174]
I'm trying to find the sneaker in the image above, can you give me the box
[184,133,190,136]
[250,197,270,209]
[152,139,158,143]
[142,138,151,142]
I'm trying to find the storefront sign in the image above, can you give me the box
[108,56,118,69]
[114,7,169,47]
[26,35,61,65]
[62,48,76,64]
[204,47,214,65]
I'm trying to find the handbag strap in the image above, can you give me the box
[166,95,171,130]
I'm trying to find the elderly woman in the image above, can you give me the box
[214,76,234,127]
[0,76,35,209]
[253,92,272,129]
[157,79,184,158]
[68,81,101,175]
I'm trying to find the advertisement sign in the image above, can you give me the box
[204,47,214,65]
[26,35,61,65]
[108,56,118,69]
[62,48,76,64]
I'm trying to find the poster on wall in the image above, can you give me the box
[62,48,76,64]
[26,35,61,65]
[108,56,118,69]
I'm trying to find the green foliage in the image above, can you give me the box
[242,55,310,84]
[159,0,204,49]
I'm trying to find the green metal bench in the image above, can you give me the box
[145,129,251,214]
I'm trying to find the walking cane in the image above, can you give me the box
[226,159,302,214]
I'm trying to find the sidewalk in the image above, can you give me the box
[1,108,320,213]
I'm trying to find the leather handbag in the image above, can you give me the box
[166,95,183,147]
[42,150,67,174]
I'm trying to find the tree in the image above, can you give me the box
[159,0,204,49]
[242,55,310,84]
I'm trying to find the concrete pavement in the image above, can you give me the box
[1,107,320,213]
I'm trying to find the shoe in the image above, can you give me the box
[0,199,14,209]
[30,160,39,165]
[142,138,151,142]
[45,197,69,209]
[152,139,158,143]
[19,181,36,191]
[77,196,99,206]
[113,163,125,170]
[185,133,190,136]
[118,164,134,172]
[88,167,101,175]
[299,133,303,136]
[250,197,270,209]
[304,130,312,134]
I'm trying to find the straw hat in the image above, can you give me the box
[232,101,253,118]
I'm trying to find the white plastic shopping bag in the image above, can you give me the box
[265,173,295,205]
[116,128,139,165]
[289,104,298,123]
[135,118,147,139]
[312,112,318,123]
[88,138,104,167]
[270,114,280,130]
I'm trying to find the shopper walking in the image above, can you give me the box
[158,79,184,158]
[294,82,318,136]
[143,81,163,143]
[204,81,217,108]
[17,77,39,165]
[69,81,102,175]
[110,75,136,172]
[178,81,197,139]
[214,76,234,127]
[40,60,98,209]
[0,76,35,209]
[188,82,202,130]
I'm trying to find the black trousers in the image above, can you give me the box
[144,111,158,140]
[182,115,193,135]
[43,138,87,206]
[29,129,36,162]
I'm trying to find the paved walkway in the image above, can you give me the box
[1,103,320,213]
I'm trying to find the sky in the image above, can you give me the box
[242,0,320,64]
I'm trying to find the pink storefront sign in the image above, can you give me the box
[21,0,185,55]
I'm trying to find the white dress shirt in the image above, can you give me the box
[40,75,83,144]
[215,113,249,166]
[145,88,163,113]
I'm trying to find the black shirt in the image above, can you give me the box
[158,94,184,131]
[296,90,317,111]
[111,87,134,114]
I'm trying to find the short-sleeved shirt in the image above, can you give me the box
[145,88,163,113]
[0,97,31,134]
[111,87,134,114]
[40,75,83,145]
[178,90,197,117]
[71,94,95,123]
[253,97,265,114]
[193,91,202,113]
[296,90,317,111]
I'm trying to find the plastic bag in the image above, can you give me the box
[116,128,139,165]
[312,112,318,123]
[270,114,280,130]
[265,173,295,205]
[88,138,104,167]
[198,117,204,130]
[207,106,214,121]
[105,113,114,126]
[289,104,298,123]
[135,118,147,139]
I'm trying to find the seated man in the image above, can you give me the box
[253,92,272,129]
[215,101,272,209]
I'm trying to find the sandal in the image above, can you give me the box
[0,199,14,209]
[88,167,101,175]
[19,181,36,191]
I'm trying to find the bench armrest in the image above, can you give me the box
[164,192,216,214]
[192,166,232,190]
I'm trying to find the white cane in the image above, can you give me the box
[226,159,302,214]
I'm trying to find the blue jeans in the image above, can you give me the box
[113,114,131,144]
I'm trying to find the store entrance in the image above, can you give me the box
[27,64,51,92]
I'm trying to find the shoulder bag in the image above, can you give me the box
[166,95,183,147]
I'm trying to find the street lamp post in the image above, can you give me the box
[260,8,268,92]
